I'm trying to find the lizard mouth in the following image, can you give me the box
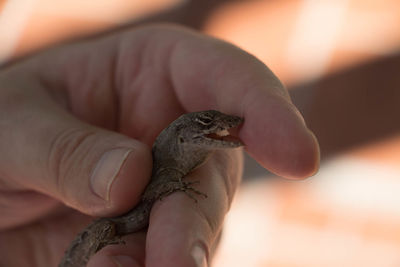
[204,127,243,148]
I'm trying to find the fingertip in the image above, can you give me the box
[191,242,209,267]
[145,196,211,267]
[102,141,153,216]
[300,129,320,178]
[240,96,320,179]
[282,128,320,179]
[90,148,133,203]
[54,130,152,217]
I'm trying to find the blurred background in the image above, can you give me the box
[1,0,399,266]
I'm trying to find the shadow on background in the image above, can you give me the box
[244,52,400,179]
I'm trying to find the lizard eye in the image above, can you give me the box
[195,116,213,125]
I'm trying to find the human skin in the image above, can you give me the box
[0,24,319,267]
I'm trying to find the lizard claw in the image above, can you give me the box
[182,181,208,200]
[158,180,208,202]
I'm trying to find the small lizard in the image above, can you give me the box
[59,110,243,266]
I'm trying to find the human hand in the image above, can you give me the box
[0,24,319,267]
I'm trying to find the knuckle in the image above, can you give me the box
[47,127,96,198]
[214,150,243,207]
[199,206,221,237]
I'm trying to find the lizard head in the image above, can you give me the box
[177,110,243,148]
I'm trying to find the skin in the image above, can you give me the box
[0,24,319,267]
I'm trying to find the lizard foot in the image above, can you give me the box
[159,180,207,203]
[105,236,125,246]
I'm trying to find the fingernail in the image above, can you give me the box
[191,243,208,267]
[90,148,132,200]
[111,255,139,267]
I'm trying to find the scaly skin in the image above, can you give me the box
[59,110,243,267]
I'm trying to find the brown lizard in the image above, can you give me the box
[59,110,243,266]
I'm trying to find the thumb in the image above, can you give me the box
[0,93,152,217]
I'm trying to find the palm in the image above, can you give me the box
[0,207,83,265]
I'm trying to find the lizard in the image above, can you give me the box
[59,110,244,266]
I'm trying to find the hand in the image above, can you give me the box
[0,24,319,267]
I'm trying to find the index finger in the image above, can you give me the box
[146,149,243,267]
[32,24,318,179]
[163,25,320,178]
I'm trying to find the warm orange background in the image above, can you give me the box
[1,0,400,266]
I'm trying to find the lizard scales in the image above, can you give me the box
[59,110,243,266]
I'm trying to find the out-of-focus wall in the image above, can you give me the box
[1,1,400,266]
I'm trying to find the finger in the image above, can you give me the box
[163,26,319,178]
[145,149,243,267]
[108,24,318,178]
[88,150,241,267]
[88,232,146,267]
[0,77,152,217]
[28,24,318,178]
